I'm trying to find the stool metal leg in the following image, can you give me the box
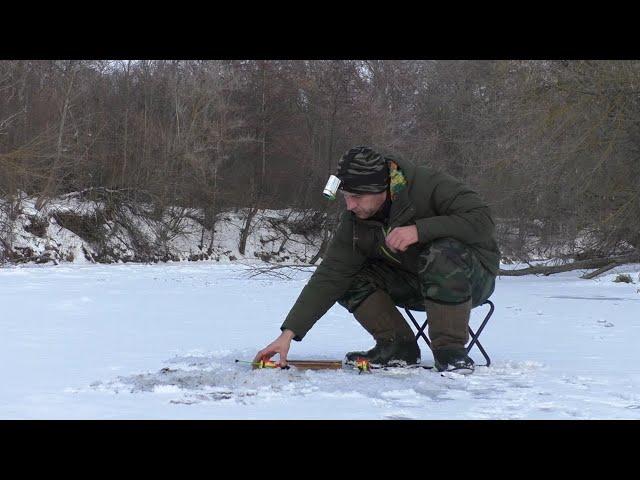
[466,300,494,367]
[404,299,495,367]
[405,309,431,348]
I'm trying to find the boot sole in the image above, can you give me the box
[437,366,475,375]
[344,358,474,374]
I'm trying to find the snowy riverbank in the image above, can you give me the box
[1,193,324,265]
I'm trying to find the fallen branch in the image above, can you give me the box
[498,252,640,277]
[580,262,621,280]
[244,263,315,279]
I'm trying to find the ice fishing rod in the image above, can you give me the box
[235,359,290,369]
[235,358,371,373]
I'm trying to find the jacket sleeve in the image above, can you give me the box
[414,175,495,245]
[280,212,367,341]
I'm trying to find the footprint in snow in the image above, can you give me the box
[597,319,615,327]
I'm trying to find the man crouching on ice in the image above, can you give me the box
[254,146,500,373]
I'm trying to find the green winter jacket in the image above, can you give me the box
[280,156,500,340]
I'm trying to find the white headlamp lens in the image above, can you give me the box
[322,175,341,200]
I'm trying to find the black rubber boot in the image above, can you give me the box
[433,347,475,374]
[346,338,420,367]
[345,290,420,366]
[345,342,384,363]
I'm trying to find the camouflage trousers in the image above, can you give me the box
[337,237,496,313]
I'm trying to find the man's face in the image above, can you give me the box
[342,190,387,219]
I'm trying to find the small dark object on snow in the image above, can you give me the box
[613,274,633,284]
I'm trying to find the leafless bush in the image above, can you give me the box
[52,209,108,245]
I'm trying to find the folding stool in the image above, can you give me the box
[403,300,495,367]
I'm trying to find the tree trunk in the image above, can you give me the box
[36,63,77,211]
[238,206,259,256]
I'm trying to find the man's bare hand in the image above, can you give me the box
[385,225,419,253]
[253,329,296,367]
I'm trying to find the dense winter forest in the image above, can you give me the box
[1,60,638,274]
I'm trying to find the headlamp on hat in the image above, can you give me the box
[322,146,389,200]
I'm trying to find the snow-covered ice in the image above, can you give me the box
[1,261,639,419]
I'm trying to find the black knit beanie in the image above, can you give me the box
[336,146,389,194]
